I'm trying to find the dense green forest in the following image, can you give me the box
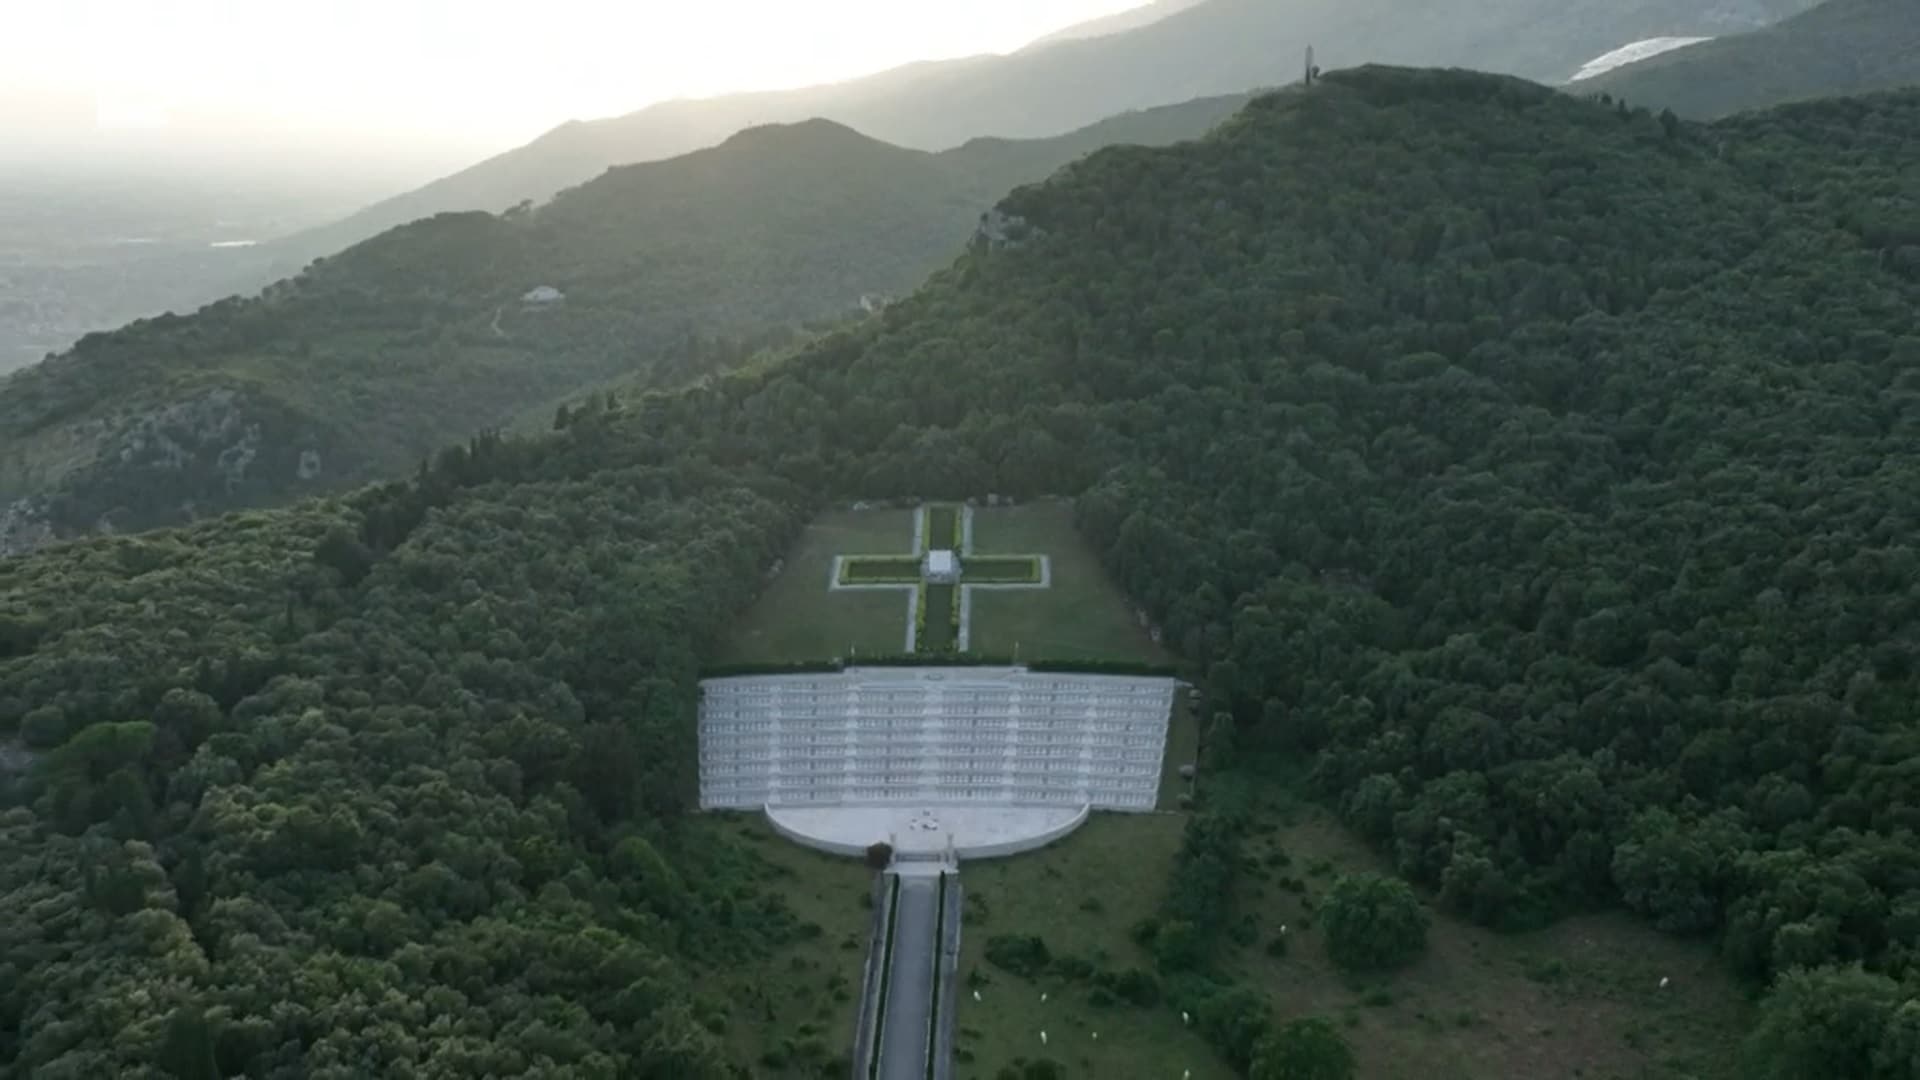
[1583,0,1920,119]
[5,67,1920,1075]
[0,94,1248,545]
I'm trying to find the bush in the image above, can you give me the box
[1252,1016,1355,1080]
[1196,983,1274,1073]
[1153,919,1204,972]
[1052,953,1094,980]
[1093,967,1161,1007]
[1320,873,1429,973]
[1129,916,1161,948]
[984,934,1052,978]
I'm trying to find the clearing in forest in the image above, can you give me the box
[950,787,1752,1080]
[718,499,1162,665]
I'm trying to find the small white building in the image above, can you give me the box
[923,549,960,584]
[521,285,564,305]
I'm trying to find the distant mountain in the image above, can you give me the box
[0,94,1252,548]
[270,0,1820,274]
[1579,0,1920,118]
[1026,0,1209,47]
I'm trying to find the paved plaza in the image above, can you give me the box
[767,803,1089,865]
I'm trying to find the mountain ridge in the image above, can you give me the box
[0,93,1255,548]
[264,0,1820,278]
[1581,0,1920,117]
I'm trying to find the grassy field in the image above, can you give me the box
[924,583,958,652]
[952,791,1752,1080]
[959,556,1041,583]
[692,816,875,1078]
[966,501,1168,664]
[930,504,961,550]
[718,508,916,663]
[1216,788,1753,1080]
[954,814,1230,1080]
[842,556,921,584]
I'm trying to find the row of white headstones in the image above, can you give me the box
[827,504,1052,652]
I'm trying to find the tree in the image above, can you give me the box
[313,525,375,586]
[1196,984,1275,1073]
[1203,710,1239,771]
[1743,965,1905,1080]
[864,841,894,871]
[158,1006,219,1080]
[1321,873,1429,972]
[1253,1017,1355,1080]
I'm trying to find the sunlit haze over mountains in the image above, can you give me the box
[3,0,1154,159]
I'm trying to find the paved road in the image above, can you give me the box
[877,875,940,1079]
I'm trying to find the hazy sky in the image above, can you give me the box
[4,0,1153,154]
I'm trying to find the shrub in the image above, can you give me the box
[984,934,1052,978]
[1252,1016,1354,1080]
[1093,967,1161,1007]
[1321,873,1429,973]
[1052,953,1094,980]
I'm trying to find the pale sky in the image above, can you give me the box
[2,0,1153,155]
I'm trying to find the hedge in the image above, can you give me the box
[851,654,1019,668]
[841,556,922,584]
[1027,658,1182,677]
[960,555,1041,583]
[699,659,845,678]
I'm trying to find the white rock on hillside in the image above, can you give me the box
[1567,37,1714,82]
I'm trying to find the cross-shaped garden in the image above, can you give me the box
[829,503,1052,654]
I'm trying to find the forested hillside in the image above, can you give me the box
[5,68,1920,1076]
[277,0,1816,266]
[0,94,1249,549]
[1583,0,1920,118]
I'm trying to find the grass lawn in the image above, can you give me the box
[842,556,921,584]
[954,784,1752,1080]
[959,556,1041,583]
[923,583,958,652]
[693,816,874,1078]
[966,501,1168,664]
[719,508,916,663]
[955,814,1232,1080]
[930,504,961,550]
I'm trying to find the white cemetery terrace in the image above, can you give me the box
[698,664,1176,862]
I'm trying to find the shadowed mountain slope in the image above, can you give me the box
[0,95,1252,545]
